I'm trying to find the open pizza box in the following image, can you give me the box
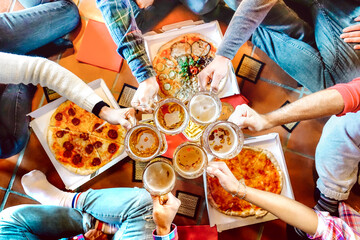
[143,20,240,98]
[204,133,295,232]
[28,79,128,190]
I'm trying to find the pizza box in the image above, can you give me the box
[143,20,240,99]
[28,79,128,190]
[203,132,295,232]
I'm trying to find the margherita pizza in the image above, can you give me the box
[47,100,125,175]
[153,33,226,101]
[207,146,283,217]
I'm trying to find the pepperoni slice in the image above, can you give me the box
[85,144,94,154]
[65,127,70,130]
[63,150,72,158]
[63,141,74,151]
[108,129,118,139]
[55,113,63,121]
[72,118,80,126]
[92,158,101,166]
[68,108,76,116]
[108,143,118,154]
[94,141,103,148]
[56,131,64,138]
[72,154,82,165]
[94,123,103,133]
[80,133,89,140]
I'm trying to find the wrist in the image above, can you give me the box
[155,225,171,236]
[98,106,111,120]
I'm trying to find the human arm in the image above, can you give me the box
[206,161,318,235]
[198,0,277,91]
[152,193,181,238]
[135,0,154,9]
[0,52,135,129]
[340,15,360,50]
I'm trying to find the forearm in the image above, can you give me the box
[217,0,277,60]
[244,187,318,235]
[263,89,344,129]
[0,52,102,112]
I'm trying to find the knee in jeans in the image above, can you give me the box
[60,0,80,26]
[0,205,25,224]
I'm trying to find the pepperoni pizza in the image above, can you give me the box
[47,101,125,175]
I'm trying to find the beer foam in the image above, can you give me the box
[190,95,218,124]
[144,162,175,192]
[209,123,237,157]
[164,110,181,128]
[135,132,156,151]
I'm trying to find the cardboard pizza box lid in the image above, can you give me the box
[143,20,240,99]
[28,79,128,190]
[204,133,294,232]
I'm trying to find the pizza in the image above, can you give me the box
[207,146,283,218]
[47,100,125,175]
[152,33,226,101]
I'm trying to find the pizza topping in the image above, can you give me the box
[72,118,80,126]
[63,150,72,158]
[164,83,171,91]
[68,108,76,116]
[92,158,101,166]
[191,40,210,57]
[94,141,103,148]
[108,143,118,154]
[85,144,94,154]
[94,123,103,133]
[159,74,167,81]
[56,131,65,138]
[189,65,198,75]
[169,71,176,80]
[55,113,63,121]
[63,141,74,151]
[108,129,118,139]
[171,42,191,59]
[80,133,89,140]
[72,154,82,165]
[156,62,165,72]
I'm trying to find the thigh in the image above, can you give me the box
[0,205,84,239]
[0,0,80,54]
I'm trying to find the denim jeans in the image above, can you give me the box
[226,0,360,92]
[315,112,360,201]
[0,188,154,240]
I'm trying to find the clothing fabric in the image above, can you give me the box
[218,0,360,92]
[330,77,360,116]
[153,224,178,240]
[0,188,155,240]
[308,202,360,240]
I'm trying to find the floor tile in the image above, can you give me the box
[31,86,45,111]
[78,0,104,22]
[0,0,11,12]
[0,190,6,207]
[4,192,38,209]
[112,61,139,92]
[347,184,360,213]
[284,151,317,207]
[287,117,329,158]
[0,154,19,190]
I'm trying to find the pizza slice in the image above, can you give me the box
[90,117,126,143]
[89,135,125,165]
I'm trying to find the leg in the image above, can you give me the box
[316,112,360,201]
[0,0,80,54]
[75,188,155,239]
[179,0,219,15]
[0,84,36,158]
[0,205,84,240]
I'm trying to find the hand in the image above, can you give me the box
[198,55,230,93]
[206,161,242,196]
[152,193,181,236]
[340,15,360,50]
[84,229,109,240]
[131,77,159,113]
[98,107,136,130]
[135,0,154,9]
[228,104,270,131]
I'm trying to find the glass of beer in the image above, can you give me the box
[154,98,189,135]
[201,120,244,159]
[142,157,176,196]
[188,91,222,126]
[173,142,208,179]
[125,124,163,162]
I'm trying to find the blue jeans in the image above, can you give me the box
[0,0,80,54]
[228,0,360,92]
[0,188,154,239]
[315,112,360,201]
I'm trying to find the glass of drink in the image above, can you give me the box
[201,120,244,159]
[173,142,208,179]
[187,91,222,126]
[154,98,189,135]
[142,157,176,196]
[125,124,163,162]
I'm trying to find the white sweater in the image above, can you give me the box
[0,52,103,112]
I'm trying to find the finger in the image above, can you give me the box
[198,69,212,91]
[152,195,161,208]
[343,37,360,43]
[119,117,131,130]
[340,32,360,38]
[355,16,360,21]
[355,44,360,50]
[210,72,224,93]
[211,167,229,181]
[343,25,360,32]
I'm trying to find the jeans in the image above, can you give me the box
[0,188,155,240]
[315,112,360,201]
[229,0,360,92]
